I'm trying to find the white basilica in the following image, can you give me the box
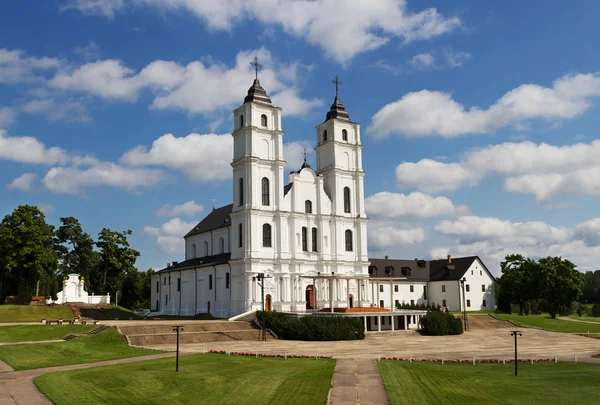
[150,73,496,321]
[150,75,370,318]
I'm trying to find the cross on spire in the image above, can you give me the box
[250,56,262,80]
[302,148,308,162]
[331,74,342,97]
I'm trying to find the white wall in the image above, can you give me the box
[461,258,496,311]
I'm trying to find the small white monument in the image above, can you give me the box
[48,274,110,305]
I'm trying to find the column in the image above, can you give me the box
[346,278,350,307]
[377,315,381,332]
[376,280,380,307]
[404,315,407,331]
[363,316,367,332]
[312,277,316,312]
[371,280,374,308]
[389,280,393,310]
[391,316,395,332]
[357,279,361,307]
[329,278,334,312]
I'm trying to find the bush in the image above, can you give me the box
[419,310,463,336]
[592,303,600,317]
[255,311,365,341]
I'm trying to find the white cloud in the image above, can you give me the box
[574,218,600,247]
[38,204,56,215]
[22,98,91,123]
[121,132,232,182]
[369,72,600,139]
[143,217,197,253]
[62,0,462,63]
[0,107,15,127]
[409,53,435,69]
[156,200,205,217]
[283,140,313,171]
[42,162,165,194]
[444,49,471,67]
[73,40,102,61]
[7,173,37,191]
[365,191,469,218]
[368,220,425,250]
[395,139,600,200]
[0,129,70,165]
[0,48,61,84]
[49,48,322,117]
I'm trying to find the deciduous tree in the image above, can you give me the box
[538,256,584,318]
[95,228,140,295]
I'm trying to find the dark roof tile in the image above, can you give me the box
[185,204,233,238]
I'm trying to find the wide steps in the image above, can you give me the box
[461,314,513,330]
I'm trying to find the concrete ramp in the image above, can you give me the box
[463,314,514,330]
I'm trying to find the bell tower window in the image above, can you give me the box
[345,229,353,251]
[262,223,272,247]
[311,227,318,252]
[239,178,244,206]
[301,227,308,251]
[305,200,312,214]
[261,177,270,206]
[261,114,267,127]
[323,130,328,142]
[238,223,243,248]
[239,115,244,128]
[343,187,351,213]
[342,129,348,141]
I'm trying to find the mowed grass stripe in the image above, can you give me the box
[0,305,74,322]
[35,353,335,405]
[494,313,600,333]
[0,327,161,370]
[0,324,95,342]
[379,361,600,405]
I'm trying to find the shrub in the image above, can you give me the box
[420,310,463,336]
[255,311,365,341]
[592,303,600,317]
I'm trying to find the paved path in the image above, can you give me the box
[558,317,600,325]
[0,353,175,405]
[0,340,64,346]
[328,359,388,405]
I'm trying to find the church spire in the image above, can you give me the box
[326,74,350,121]
[243,56,273,106]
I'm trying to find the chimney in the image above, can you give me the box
[385,255,389,260]
[167,263,171,268]
[172,261,178,267]
[447,254,452,264]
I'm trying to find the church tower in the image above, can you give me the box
[315,76,368,267]
[230,57,284,260]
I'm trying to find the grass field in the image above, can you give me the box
[0,327,161,370]
[494,313,600,333]
[35,353,334,405]
[379,361,600,405]
[0,305,74,322]
[567,314,600,323]
[100,305,142,319]
[0,325,95,342]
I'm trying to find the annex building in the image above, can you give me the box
[150,72,496,324]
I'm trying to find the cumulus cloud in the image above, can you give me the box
[365,191,469,218]
[396,139,600,200]
[0,129,70,165]
[156,200,205,217]
[22,98,91,123]
[0,107,15,127]
[42,162,165,194]
[61,0,462,63]
[143,217,197,253]
[368,220,425,250]
[283,140,313,172]
[409,53,435,69]
[369,72,600,139]
[7,173,37,191]
[0,48,61,84]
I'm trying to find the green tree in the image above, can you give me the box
[538,256,584,319]
[498,254,539,315]
[54,217,100,291]
[0,205,58,303]
[120,268,153,310]
[95,229,140,295]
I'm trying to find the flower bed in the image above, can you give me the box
[592,354,600,358]
[206,350,332,359]
[380,356,556,363]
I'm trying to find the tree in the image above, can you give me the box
[498,254,539,315]
[120,268,153,310]
[54,217,100,291]
[0,205,58,303]
[95,229,140,295]
[538,256,584,319]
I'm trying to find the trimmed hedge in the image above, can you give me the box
[256,311,365,341]
[419,310,463,336]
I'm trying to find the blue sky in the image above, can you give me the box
[2,0,600,275]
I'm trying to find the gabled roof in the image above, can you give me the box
[429,256,478,282]
[157,253,231,273]
[368,258,430,281]
[185,204,233,238]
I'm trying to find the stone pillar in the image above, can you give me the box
[329,278,334,313]
[371,280,374,308]
[357,279,361,307]
[391,316,395,332]
[346,278,350,307]
[377,315,381,332]
[404,315,408,331]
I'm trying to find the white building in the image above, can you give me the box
[150,75,496,319]
[49,274,110,305]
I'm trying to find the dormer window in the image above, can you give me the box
[385,266,393,275]
[261,114,267,127]
[401,266,411,277]
[342,129,348,141]
[323,130,328,142]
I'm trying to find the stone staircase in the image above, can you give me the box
[458,314,514,330]
[63,325,111,341]
[119,321,272,346]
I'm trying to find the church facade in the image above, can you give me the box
[150,76,370,318]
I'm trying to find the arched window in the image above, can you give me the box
[238,223,243,248]
[262,223,272,247]
[343,187,351,213]
[209,274,213,290]
[239,115,244,128]
[261,114,267,127]
[226,272,230,289]
[219,237,225,254]
[342,129,348,141]
[239,178,244,206]
[311,227,318,252]
[305,200,312,214]
[323,130,328,142]
[204,241,209,256]
[192,243,196,258]
[345,229,353,251]
[301,227,308,251]
[261,177,270,206]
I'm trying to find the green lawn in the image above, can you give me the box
[100,305,142,319]
[0,305,74,322]
[494,313,600,333]
[0,327,161,370]
[0,325,95,342]
[35,353,334,405]
[379,361,600,405]
[567,314,600,323]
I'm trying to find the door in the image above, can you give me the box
[349,294,353,308]
[305,285,314,309]
[265,294,272,311]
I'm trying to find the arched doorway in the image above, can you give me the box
[305,285,314,309]
[348,294,354,308]
[265,294,272,311]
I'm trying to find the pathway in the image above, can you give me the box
[0,340,64,346]
[328,359,388,405]
[0,353,174,405]
[557,317,600,325]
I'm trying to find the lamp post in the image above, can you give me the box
[459,277,468,331]
[172,325,184,372]
[252,273,272,311]
[510,330,522,376]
